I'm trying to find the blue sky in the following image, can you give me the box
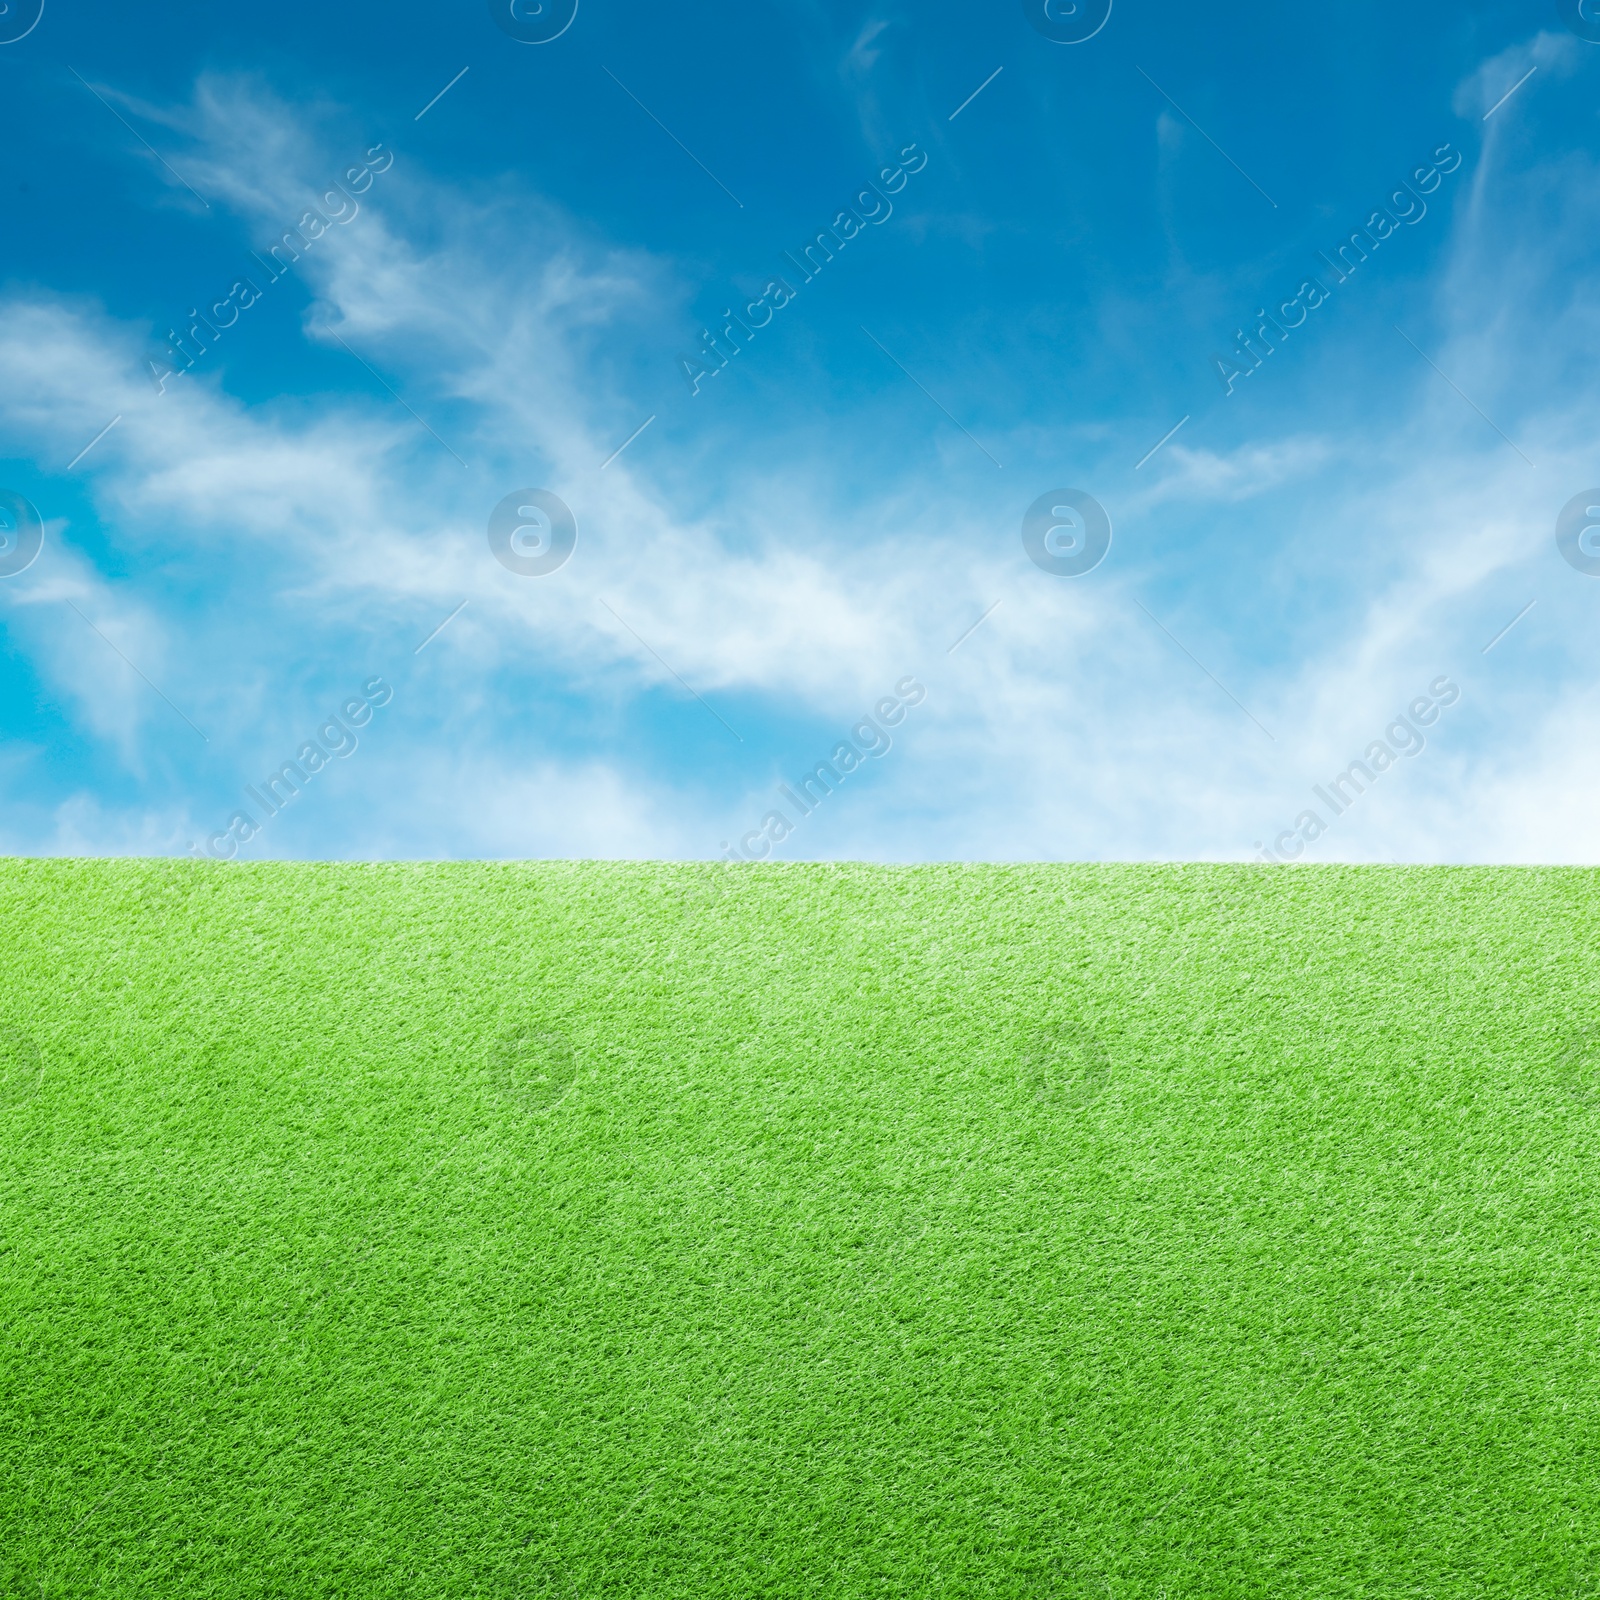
[2,0,1598,861]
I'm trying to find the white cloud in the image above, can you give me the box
[5,64,1600,864]
[1451,29,1582,123]
[1131,434,1335,507]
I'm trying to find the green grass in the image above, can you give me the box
[2,860,1598,1599]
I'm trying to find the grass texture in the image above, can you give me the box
[2,860,1598,1599]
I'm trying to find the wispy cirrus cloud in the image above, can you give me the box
[2,41,1600,864]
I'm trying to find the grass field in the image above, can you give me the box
[2,859,1597,1598]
